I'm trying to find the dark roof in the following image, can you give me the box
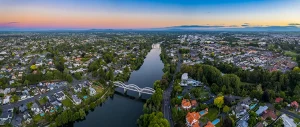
[47,95,56,102]
[19,105,27,112]
[55,92,65,98]
[0,109,13,118]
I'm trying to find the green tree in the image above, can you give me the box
[79,109,86,119]
[137,112,170,127]
[24,80,30,87]
[74,72,82,80]
[106,69,114,81]
[223,105,230,113]
[214,96,224,114]
[66,74,73,83]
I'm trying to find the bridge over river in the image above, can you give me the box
[113,81,155,96]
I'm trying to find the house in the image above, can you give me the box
[224,95,241,105]
[182,99,191,110]
[0,89,4,94]
[74,84,82,93]
[3,96,10,104]
[204,121,214,127]
[256,106,268,115]
[19,104,28,113]
[237,120,248,127]
[275,97,283,103]
[261,110,277,120]
[47,95,56,102]
[234,97,251,118]
[254,122,264,127]
[0,109,13,125]
[290,101,299,110]
[186,112,200,127]
[22,111,32,124]
[3,88,10,95]
[89,87,96,96]
[31,103,42,115]
[54,91,66,101]
[191,100,197,108]
[72,95,82,105]
[12,116,22,127]
[181,73,188,86]
[51,100,62,107]
[281,114,296,127]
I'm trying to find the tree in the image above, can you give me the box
[30,65,37,70]
[74,72,82,80]
[106,69,114,81]
[293,85,300,98]
[214,96,224,114]
[66,74,73,83]
[222,116,234,127]
[27,102,33,109]
[24,80,29,87]
[137,112,170,127]
[223,105,230,113]
[273,118,284,127]
[79,109,86,119]
[248,111,258,127]
[262,91,270,102]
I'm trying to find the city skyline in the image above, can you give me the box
[1,0,300,30]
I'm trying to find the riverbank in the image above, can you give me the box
[137,45,172,127]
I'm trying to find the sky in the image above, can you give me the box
[0,0,300,30]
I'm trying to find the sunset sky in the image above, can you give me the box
[1,0,300,30]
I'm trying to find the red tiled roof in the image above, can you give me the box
[261,110,277,120]
[291,101,299,108]
[186,112,200,126]
[204,121,214,127]
[275,97,283,103]
[182,99,191,108]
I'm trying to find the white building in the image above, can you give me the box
[3,96,10,104]
[281,114,296,127]
[72,95,82,105]
[181,73,188,86]
[89,87,96,96]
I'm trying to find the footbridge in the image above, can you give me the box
[113,81,155,96]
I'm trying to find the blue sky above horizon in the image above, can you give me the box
[0,0,300,30]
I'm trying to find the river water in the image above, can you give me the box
[73,44,164,127]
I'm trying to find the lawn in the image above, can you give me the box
[205,108,219,121]
[38,97,48,105]
[200,108,219,126]
[33,115,42,123]
[93,85,103,94]
[62,98,73,107]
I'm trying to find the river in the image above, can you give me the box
[73,44,164,127]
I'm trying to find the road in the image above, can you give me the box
[280,109,300,119]
[163,51,181,127]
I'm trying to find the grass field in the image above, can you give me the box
[200,108,220,126]
[206,108,219,121]
[33,115,42,122]
[62,98,73,107]
[93,85,103,93]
